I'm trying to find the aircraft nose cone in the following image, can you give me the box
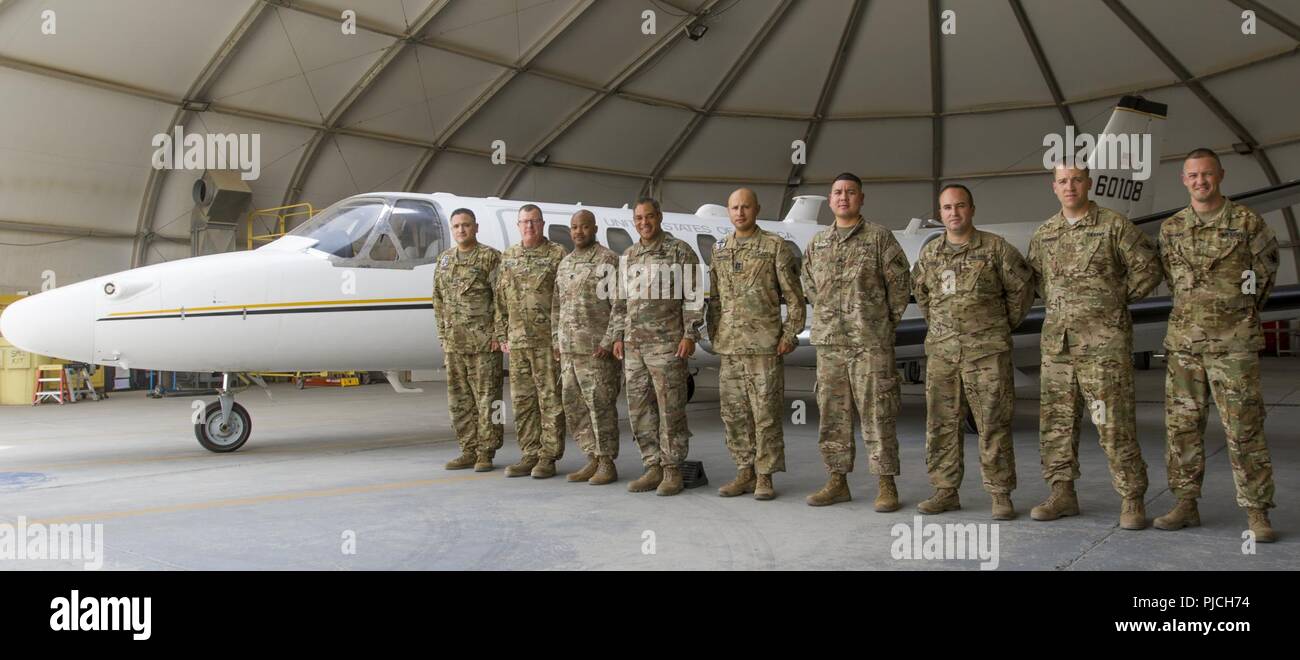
[0,284,95,363]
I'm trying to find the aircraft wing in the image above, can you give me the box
[1130,179,1300,229]
[894,283,1300,347]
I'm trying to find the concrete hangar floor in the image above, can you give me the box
[3,359,1297,571]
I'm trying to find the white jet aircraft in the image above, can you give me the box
[3,97,1298,452]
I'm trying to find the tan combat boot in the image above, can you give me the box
[754,474,775,501]
[656,466,683,496]
[875,475,901,513]
[627,465,663,493]
[473,451,495,472]
[718,466,756,497]
[991,493,1015,520]
[917,488,960,515]
[504,455,538,478]
[806,473,851,507]
[444,451,476,470]
[1120,497,1147,530]
[531,458,557,479]
[566,454,599,482]
[1247,508,1277,543]
[1030,481,1079,521]
[589,456,618,485]
[1154,498,1200,530]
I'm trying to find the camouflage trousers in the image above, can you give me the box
[925,350,1016,493]
[719,354,786,474]
[815,345,900,475]
[561,352,622,458]
[624,343,691,468]
[445,350,504,455]
[1165,350,1274,509]
[508,347,565,461]
[1039,351,1147,498]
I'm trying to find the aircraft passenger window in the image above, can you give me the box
[606,228,632,255]
[697,234,717,267]
[548,225,574,253]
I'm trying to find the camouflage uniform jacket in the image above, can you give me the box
[620,231,705,349]
[1028,202,1162,356]
[495,239,567,349]
[432,242,502,353]
[801,217,911,348]
[1159,199,1279,354]
[912,229,1034,360]
[706,227,806,355]
[554,243,625,355]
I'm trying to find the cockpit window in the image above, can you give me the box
[288,199,387,259]
[285,197,445,268]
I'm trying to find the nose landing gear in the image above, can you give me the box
[194,373,252,452]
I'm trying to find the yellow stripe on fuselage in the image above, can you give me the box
[106,297,432,318]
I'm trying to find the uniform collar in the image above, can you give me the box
[634,230,668,253]
[832,217,865,242]
[1051,201,1098,230]
[1188,198,1232,228]
[518,238,551,253]
[725,227,767,244]
[570,243,601,261]
[943,229,982,254]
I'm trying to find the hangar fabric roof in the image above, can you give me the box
[0,0,1297,286]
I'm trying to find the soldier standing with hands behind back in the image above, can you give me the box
[433,208,505,472]
[801,173,911,510]
[496,205,568,479]
[1027,164,1162,529]
[555,209,625,486]
[912,184,1034,519]
[706,188,805,501]
[1153,149,1279,542]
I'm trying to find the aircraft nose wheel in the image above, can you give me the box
[195,400,252,452]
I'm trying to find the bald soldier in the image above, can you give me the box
[706,188,806,500]
[433,208,505,471]
[554,209,625,486]
[613,197,705,496]
[1153,148,1279,542]
[496,204,568,479]
[801,172,911,510]
[1027,164,1162,529]
[912,184,1034,519]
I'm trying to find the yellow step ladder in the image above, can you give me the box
[33,364,69,405]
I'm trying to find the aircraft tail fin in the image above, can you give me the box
[784,195,826,224]
[1085,95,1168,219]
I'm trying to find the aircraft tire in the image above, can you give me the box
[195,401,252,453]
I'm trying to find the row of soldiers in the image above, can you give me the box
[431,147,1280,541]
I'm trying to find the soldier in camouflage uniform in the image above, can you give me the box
[613,198,705,496]
[801,173,911,511]
[496,204,568,479]
[706,188,806,501]
[912,185,1034,519]
[432,208,504,472]
[1153,149,1278,542]
[1027,165,1162,530]
[555,209,625,486]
